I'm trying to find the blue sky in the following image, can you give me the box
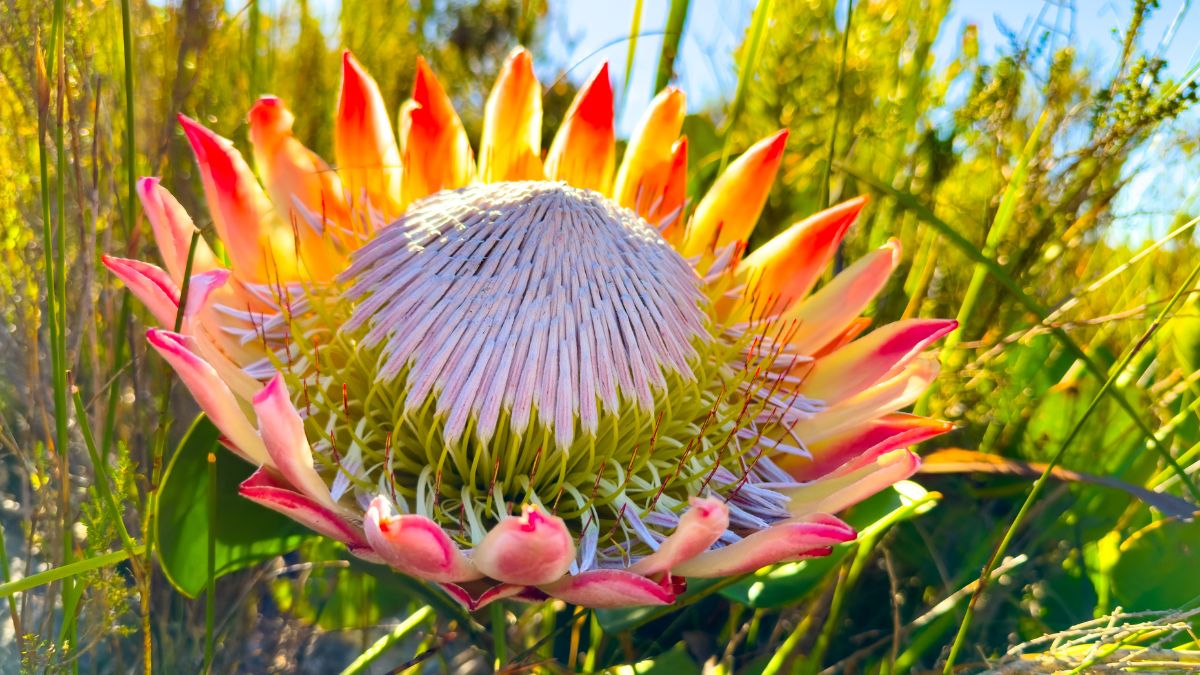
[541,0,1200,135]
[538,0,1199,239]
[290,0,1200,127]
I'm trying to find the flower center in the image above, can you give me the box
[343,181,708,447]
[285,181,774,555]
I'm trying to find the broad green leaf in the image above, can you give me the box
[156,415,311,598]
[610,643,700,675]
[1110,518,1200,611]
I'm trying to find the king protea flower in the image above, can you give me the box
[104,48,955,609]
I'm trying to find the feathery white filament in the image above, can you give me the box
[342,181,708,448]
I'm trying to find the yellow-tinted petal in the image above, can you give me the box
[737,196,866,314]
[479,47,543,182]
[545,61,615,193]
[789,358,940,444]
[613,86,685,211]
[652,137,689,241]
[398,56,474,204]
[679,129,788,257]
[336,51,402,219]
[781,413,952,481]
[248,96,348,279]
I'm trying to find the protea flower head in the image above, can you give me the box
[105,48,955,609]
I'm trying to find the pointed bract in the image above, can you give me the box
[545,62,615,193]
[784,413,952,481]
[782,240,901,352]
[542,570,677,608]
[738,196,867,313]
[792,358,941,444]
[614,87,686,214]
[253,375,338,509]
[248,95,349,278]
[146,328,268,465]
[672,514,856,578]
[336,51,403,218]
[479,47,543,182]
[785,450,922,516]
[472,505,574,586]
[680,130,788,256]
[179,114,304,283]
[399,57,474,204]
[136,177,220,283]
[363,497,483,583]
[801,319,957,403]
[240,468,374,555]
[102,256,180,327]
[627,497,728,577]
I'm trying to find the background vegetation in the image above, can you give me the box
[2,0,1200,671]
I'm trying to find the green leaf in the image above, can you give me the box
[613,643,701,675]
[1110,518,1200,611]
[719,0,775,174]
[156,415,311,598]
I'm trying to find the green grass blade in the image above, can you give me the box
[248,0,261,100]
[0,519,21,660]
[653,0,690,94]
[119,0,135,231]
[718,0,776,175]
[841,162,1200,502]
[0,546,144,600]
[338,606,433,675]
[942,258,1200,673]
[204,452,216,673]
[174,231,202,332]
[818,0,854,210]
[102,0,138,463]
[491,602,508,669]
[71,387,138,554]
[1046,215,1199,325]
[622,0,645,103]
[943,111,1048,355]
[46,0,78,658]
